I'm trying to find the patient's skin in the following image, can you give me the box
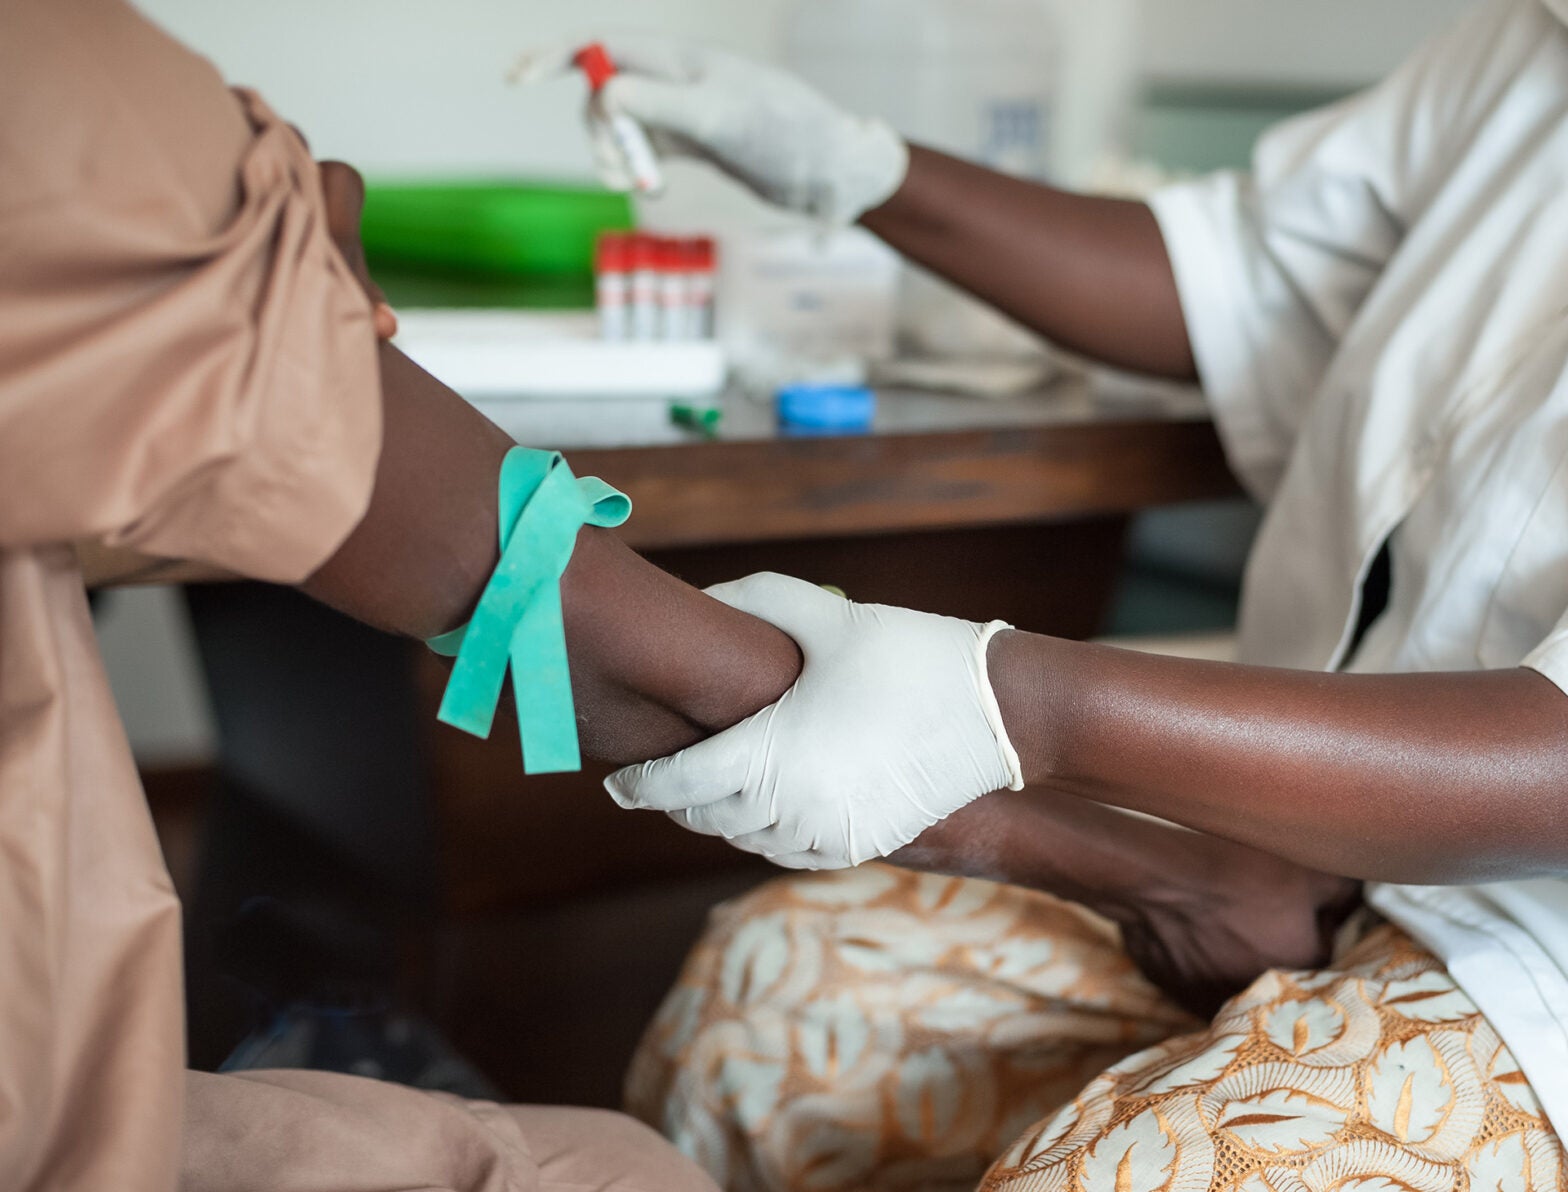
[302,340,805,765]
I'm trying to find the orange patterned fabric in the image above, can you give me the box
[628,866,1563,1192]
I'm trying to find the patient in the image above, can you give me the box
[1,4,805,1189]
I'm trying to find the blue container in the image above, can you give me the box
[776,384,877,432]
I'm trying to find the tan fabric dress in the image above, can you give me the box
[629,867,1567,1192]
[0,2,716,1189]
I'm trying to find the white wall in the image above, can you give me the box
[134,0,1476,181]
[1139,0,1475,89]
[133,0,794,179]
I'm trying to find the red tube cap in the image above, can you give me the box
[629,232,660,271]
[574,43,617,92]
[595,231,631,273]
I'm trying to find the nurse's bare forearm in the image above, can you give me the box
[860,145,1196,379]
[303,343,801,763]
[987,633,1568,884]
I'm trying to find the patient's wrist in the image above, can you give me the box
[560,529,802,762]
[986,629,1079,789]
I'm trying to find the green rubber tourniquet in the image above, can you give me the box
[428,448,631,775]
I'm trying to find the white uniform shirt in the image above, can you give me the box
[1150,0,1568,1130]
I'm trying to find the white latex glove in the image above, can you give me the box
[513,38,910,226]
[604,573,1026,870]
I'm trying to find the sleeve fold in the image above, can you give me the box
[0,71,382,583]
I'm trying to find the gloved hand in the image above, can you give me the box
[604,573,1026,870]
[513,38,910,225]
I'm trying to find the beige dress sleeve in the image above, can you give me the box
[0,0,382,583]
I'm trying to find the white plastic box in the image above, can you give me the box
[393,310,727,401]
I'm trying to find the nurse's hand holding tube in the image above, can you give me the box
[604,573,1026,870]
[513,38,910,226]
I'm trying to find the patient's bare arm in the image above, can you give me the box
[297,163,801,763]
[303,342,802,765]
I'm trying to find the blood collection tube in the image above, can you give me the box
[685,237,718,340]
[628,233,661,342]
[595,232,631,342]
[673,239,696,342]
[657,238,688,341]
[574,43,665,196]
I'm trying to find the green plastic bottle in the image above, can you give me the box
[361,181,634,309]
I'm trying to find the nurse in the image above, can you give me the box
[572,2,1568,1189]
[0,1,807,1189]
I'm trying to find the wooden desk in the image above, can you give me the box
[480,376,1239,551]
